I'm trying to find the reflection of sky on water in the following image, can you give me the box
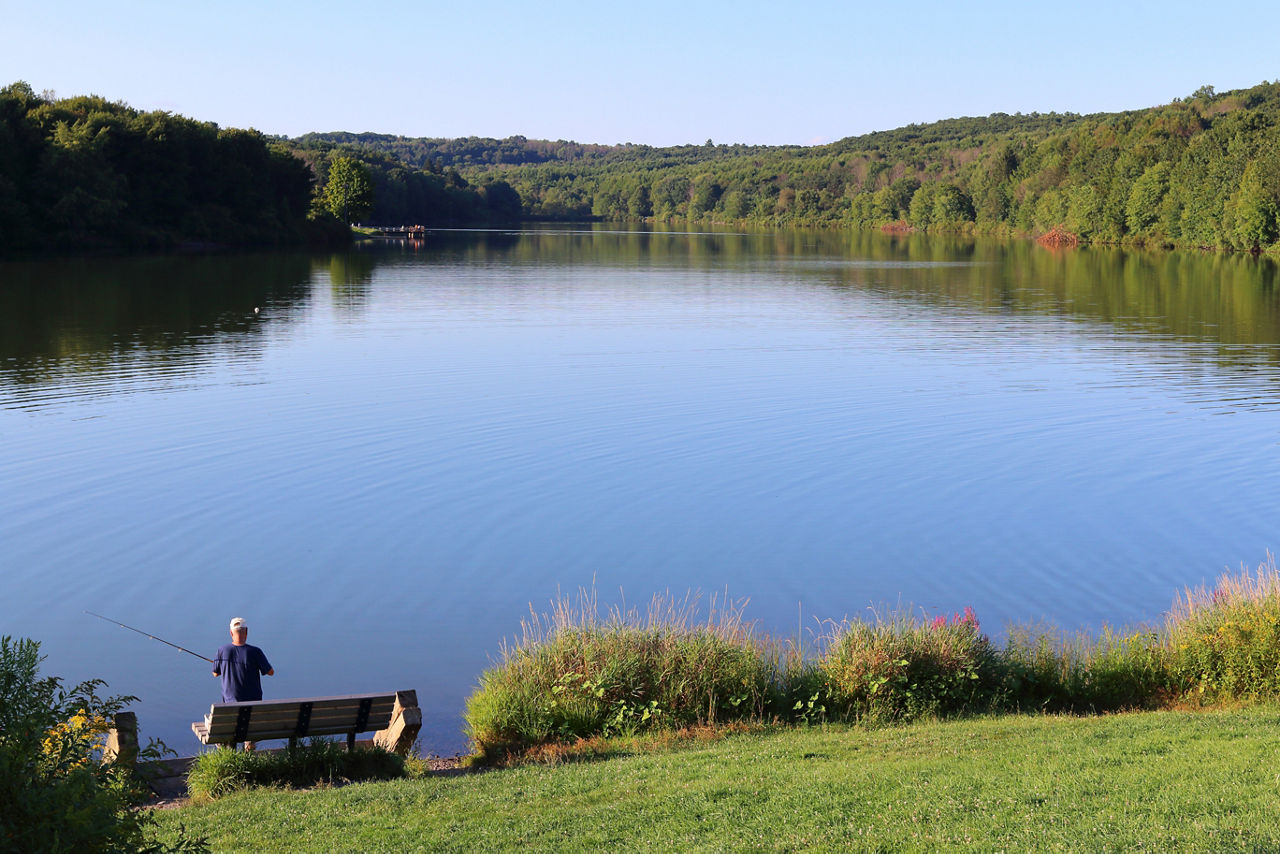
[2,230,1279,755]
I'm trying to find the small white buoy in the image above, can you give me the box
[253,307,260,314]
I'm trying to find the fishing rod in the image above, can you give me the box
[84,610,214,663]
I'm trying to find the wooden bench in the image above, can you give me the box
[191,690,421,754]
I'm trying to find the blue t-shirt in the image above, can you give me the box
[213,643,272,703]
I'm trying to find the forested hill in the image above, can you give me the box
[305,81,1280,252]
[297,112,1091,172]
[0,83,350,254]
[5,80,1278,255]
[0,83,517,256]
[294,131,787,170]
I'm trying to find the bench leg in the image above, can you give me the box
[347,731,356,752]
[103,712,138,767]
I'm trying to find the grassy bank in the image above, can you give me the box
[155,706,1280,851]
[465,558,1280,761]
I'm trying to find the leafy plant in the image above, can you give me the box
[817,607,1000,724]
[792,690,828,726]
[0,635,205,852]
[1165,554,1280,701]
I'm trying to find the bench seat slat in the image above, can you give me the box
[207,701,394,717]
[205,704,395,723]
[197,725,390,742]
[203,713,394,738]
[208,692,395,711]
[204,717,391,737]
[204,700,394,720]
[204,725,374,742]
[205,702,394,723]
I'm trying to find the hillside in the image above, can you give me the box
[304,81,1280,251]
[4,80,1277,254]
[0,83,337,253]
[0,83,519,255]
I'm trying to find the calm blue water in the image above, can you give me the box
[3,227,1280,754]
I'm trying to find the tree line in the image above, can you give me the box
[0,83,518,256]
[5,79,1278,255]
[317,81,1280,252]
[0,82,344,254]
[295,131,621,169]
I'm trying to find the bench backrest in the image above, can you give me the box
[200,692,397,743]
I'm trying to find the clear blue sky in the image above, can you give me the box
[4,0,1276,146]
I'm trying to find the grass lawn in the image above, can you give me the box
[155,706,1280,852]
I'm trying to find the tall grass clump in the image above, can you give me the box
[186,740,406,802]
[464,589,781,762]
[1000,625,1166,712]
[813,608,1002,724]
[1165,554,1280,702]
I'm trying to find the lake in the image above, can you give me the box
[3,226,1279,755]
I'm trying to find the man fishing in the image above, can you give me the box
[212,617,274,749]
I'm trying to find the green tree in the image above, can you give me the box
[628,184,653,218]
[1065,185,1103,238]
[720,189,748,219]
[886,177,921,220]
[323,155,374,223]
[907,181,940,228]
[1125,162,1171,234]
[1033,189,1068,230]
[1225,160,1279,249]
[849,191,884,226]
[971,170,1008,224]
[931,183,974,225]
[688,176,723,216]
[481,180,523,221]
[651,174,689,219]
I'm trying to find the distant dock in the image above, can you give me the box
[365,225,429,239]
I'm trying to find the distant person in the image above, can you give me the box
[212,616,274,749]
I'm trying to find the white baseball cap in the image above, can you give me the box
[229,617,248,631]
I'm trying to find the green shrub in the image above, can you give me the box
[1073,628,1168,710]
[1165,555,1280,701]
[465,590,782,761]
[782,659,829,726]
[817,608,1001,724]
[998,625,1084,711]
[0,636,205,853]
[186,740,406,802]
[1000,625,1167,713]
